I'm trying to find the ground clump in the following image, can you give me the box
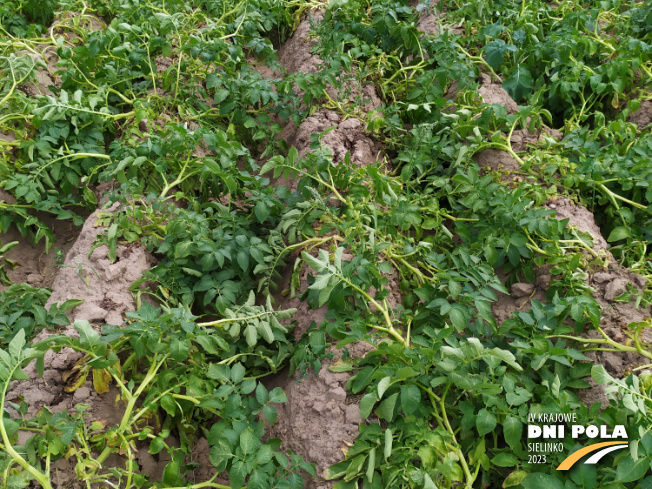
[1,1,652,488]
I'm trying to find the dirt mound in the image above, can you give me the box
[546,197,609,252]
[268,8,392,475]
[0,206,81,290]
[474,148,521,172]
[473,74,564,172]
[417,11,463,37]
[510,126,562,152]
[155,56,174,73]
[269,248,401,488]
[248,56,282,79]
[474,125,562,173]
[45,203,157,325]
[578,265,650,409]
[265,343,373,489]
[274,9,384,187]
[628,99,652,130]
[288,109,382,165]
[276,10,382,124]
[18,51,57,97]
[585,267,649,358]
[0,132,16,142]
[491,270,548,326]
[7,204,156,417]
[491,198,651,409]
[478,73,518,113]
[278,11,325,74]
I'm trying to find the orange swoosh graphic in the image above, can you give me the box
[557,441,628,470]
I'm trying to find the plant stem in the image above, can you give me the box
[166,479,234,489]
[97,354,168,464]
[1,374,54,489]
[457,46,500,82]
[475,141,525,166]
[33,153,111,180]
[198,310,288,328]
[439,385,476,488]
[160,157,195,197]
[595,183,648,211]
[334,271,407,346]
[548,329,652,362]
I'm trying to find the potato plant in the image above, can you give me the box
[0,0,652,488]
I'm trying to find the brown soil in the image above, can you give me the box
[7,203,156,422]
[277,11,325,75]
[628,99,652,130]
[1,191,81,290]
[155,56,174,73]
[3,2,651,487]
[45,202,157,325]
[546,196,609,252]
[472,75,564,173]
[18,51,57,97]
[268,245,403,489]
[474,148,521,172]
[490,198,651,410]
[478,73,519,113]
[417,11,463,37]
[291,110,382,165]
[265,343,374,489]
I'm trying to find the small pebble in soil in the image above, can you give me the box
[26,273,44,286]
[73,386,91,402]
[593,272,613,284]
[345,404,362,425]
[535,273,551,290]
[604,278,629,301]
[631,274,647,289]
[328,386,347,402]
[511,282,534,299]
[603,353,624,374]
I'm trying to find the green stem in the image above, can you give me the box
[524,230,550,256]
[97,354,168,464]
[39,103,135,121]
[440,385,475,488]
[216,0,245,23]
[381,60,426,89]
[33,153,111,179]
[272,236,335,274]
[277,165,347,204]
[165,478,235,489]
[117,431,134,489]
[1,376,54,489]
[198,310,281,328]
[172,39,184,105]
[0,55,36,108]
[145,39,157,96]
[595,183,648,211]
[160,157,196,197]
[547,332,652,361]
[334,271,407,346]
[457,46,499,82]
[475,142,525,166]
[440,212,479,222]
